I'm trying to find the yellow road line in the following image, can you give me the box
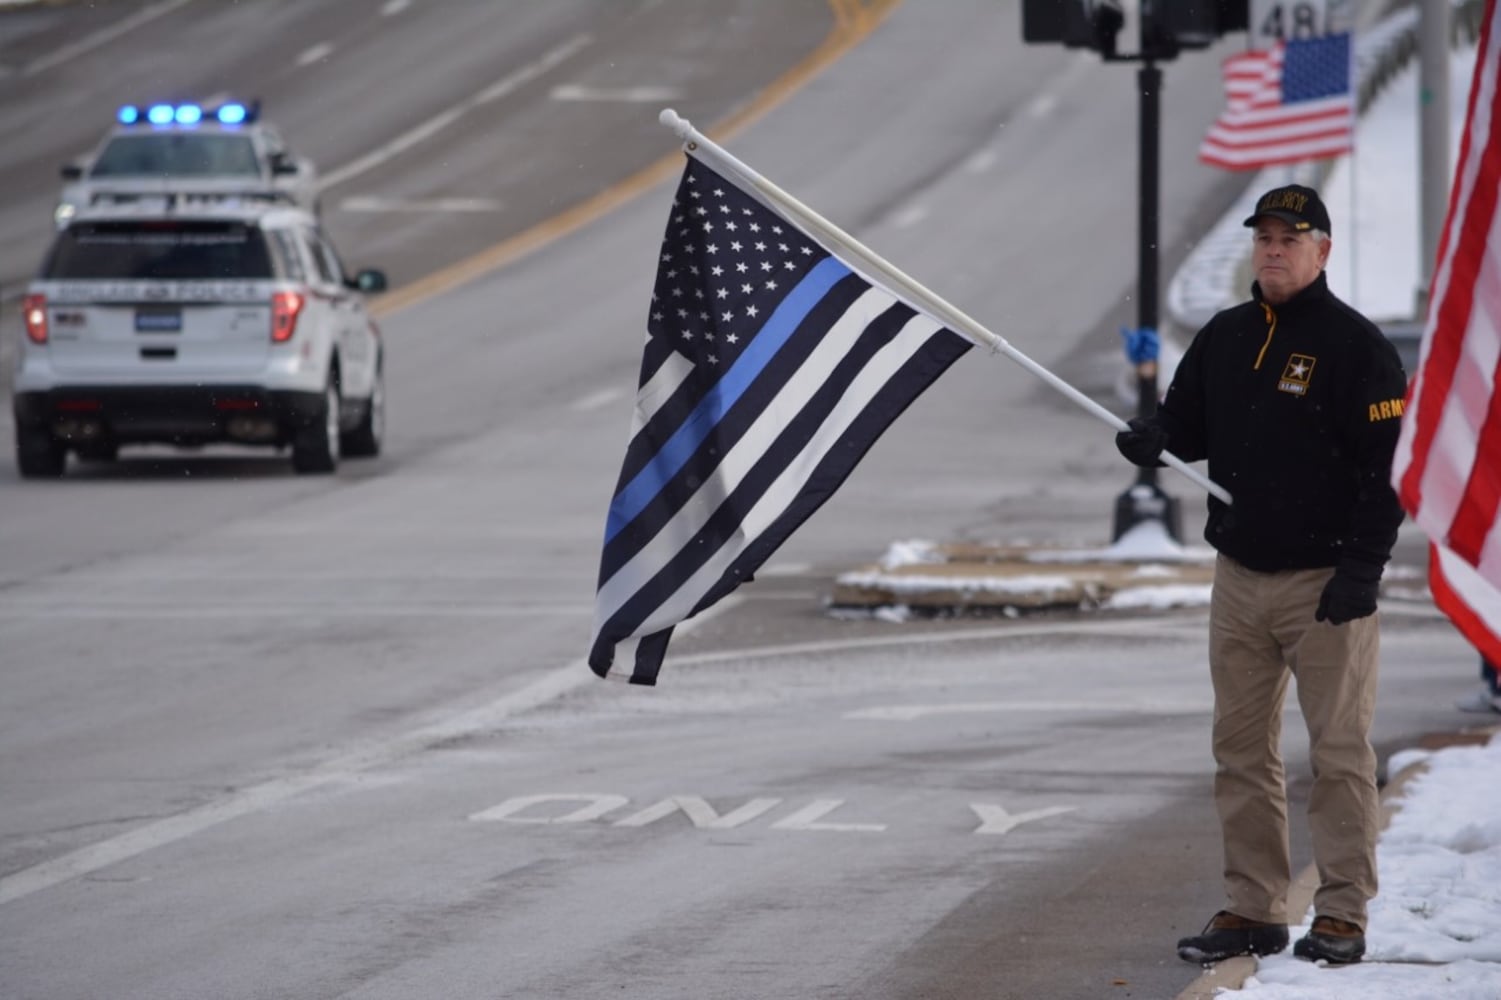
[371,0,900,318]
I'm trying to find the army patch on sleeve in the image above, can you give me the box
[1278,353,1316,396]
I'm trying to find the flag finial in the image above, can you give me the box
[659,108,692,140]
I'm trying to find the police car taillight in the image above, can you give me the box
[271,291,304,342]
[23,294,48,344]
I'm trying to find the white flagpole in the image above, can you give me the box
[658,109,1232,506]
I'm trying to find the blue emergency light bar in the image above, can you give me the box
[115,101,257,127]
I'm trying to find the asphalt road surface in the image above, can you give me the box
[0,3,1481,999]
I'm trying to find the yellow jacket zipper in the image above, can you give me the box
[1255,302,1277,370]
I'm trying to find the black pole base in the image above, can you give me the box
[1111,478,1182,544]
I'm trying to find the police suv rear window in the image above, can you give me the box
[43,221,274,280]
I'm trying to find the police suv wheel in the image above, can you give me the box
[341,361,383,458]
[291,379,341,475]
[16,425,66,479]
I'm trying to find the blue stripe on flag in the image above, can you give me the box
[604,255,852,543]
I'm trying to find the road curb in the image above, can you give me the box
[828,540,1215,614]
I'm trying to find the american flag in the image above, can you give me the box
[1392,0,1501,667]
[1198,32,1355,171]
[589,154,972,684]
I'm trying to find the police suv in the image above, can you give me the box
[55,101,319,229]
[13,197,386,477]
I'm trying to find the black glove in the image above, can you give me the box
[1115,417,1167,468]
[1315,561,1382,625]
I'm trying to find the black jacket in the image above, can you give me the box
[1153,272,1407,574]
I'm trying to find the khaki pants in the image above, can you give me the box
[1208,554,1381,929]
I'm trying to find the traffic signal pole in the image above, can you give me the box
[1111,58,1183,543]
[1021,0,1247,543]
[1417,0,1450,318]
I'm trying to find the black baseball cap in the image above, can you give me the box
[1243,184,1331,234]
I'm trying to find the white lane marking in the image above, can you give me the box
[340,196,503,213]
[473,795,1079,836]
[965,149,997,174]
[970,803,1077,836]
[381,0,410,14]
[770,800,885,832]
[22,0,195,77]
[1025,93,1059,119]
[844,699,1212,721]
[612,796,783,829]
[890,205,928,229]
[472,795,789,829]
[471,794,629,824]
[297,42,334,67]
[0,603,590,620]
[0,593,742,907]
[320,33,592,191]
[570,386,627,412]
[550,84,681,103]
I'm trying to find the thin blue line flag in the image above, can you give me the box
[588,153,973,684]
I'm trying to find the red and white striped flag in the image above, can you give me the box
[1199,33,1355,171]
[1392,0,1501,665]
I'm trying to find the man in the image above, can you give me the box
[1116,184,1407,966]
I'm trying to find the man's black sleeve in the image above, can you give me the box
[1337,332,1409,572]
[1152,321,1211,463]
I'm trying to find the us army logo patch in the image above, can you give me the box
[1278,354,1316,396]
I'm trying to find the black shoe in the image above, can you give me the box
[1177,910,1289,964]
[1294,916,1366,964]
